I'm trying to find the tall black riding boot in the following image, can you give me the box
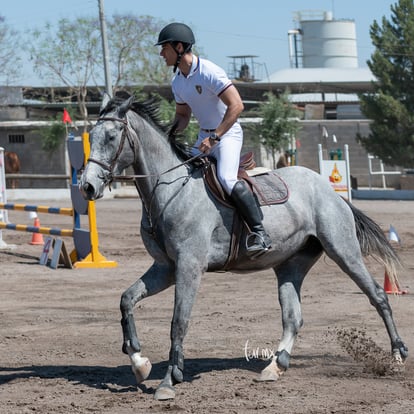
[230,180,272,257]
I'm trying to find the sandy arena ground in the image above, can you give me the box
[0,196,414,413]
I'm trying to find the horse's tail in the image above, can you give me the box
[345,199,402,289]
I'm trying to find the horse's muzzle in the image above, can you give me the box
[79,181,98,201]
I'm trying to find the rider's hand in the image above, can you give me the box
[198,136,218,154]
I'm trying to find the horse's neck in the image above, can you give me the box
[133,130,183,176]
[131,119,188,203]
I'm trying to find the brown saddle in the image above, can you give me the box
[200,152,289,269]
[201,151,289,208]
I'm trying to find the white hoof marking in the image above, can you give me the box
[129,351,152,384]
[256,359,284,382]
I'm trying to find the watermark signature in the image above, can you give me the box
[244,339,276,362]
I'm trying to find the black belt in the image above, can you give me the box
[201,128,216,132]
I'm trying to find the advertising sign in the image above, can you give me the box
[318,144,352,201]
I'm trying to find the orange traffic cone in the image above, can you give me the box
[384,270,408,295]
[30,217,44,245]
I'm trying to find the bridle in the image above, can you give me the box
[86,112,203,238]
[87,115,134,186]
[87,114,203,186]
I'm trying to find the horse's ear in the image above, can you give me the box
[100,93,111,113]
[119,96,134,118]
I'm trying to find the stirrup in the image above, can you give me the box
[246,232,271,257]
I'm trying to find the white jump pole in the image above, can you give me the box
[0,147,8,248]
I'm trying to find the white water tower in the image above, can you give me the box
[289,10,358,68]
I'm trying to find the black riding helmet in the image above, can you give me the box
[156,23,195,72]
[156,22,195,46]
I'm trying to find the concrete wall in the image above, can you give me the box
[0,124,68,188]
[244,119,403,189]
[0,119,404,189]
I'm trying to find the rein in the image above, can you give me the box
[88,112,204,238]
[88,115,202,183]
[114,153,203,181]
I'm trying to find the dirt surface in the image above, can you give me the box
[1,197,414,414]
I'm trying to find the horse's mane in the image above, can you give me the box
[100,94,193,161]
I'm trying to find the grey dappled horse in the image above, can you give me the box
[79,96,407,401]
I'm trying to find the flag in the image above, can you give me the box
[62,108,72,124]
[388,225,401,244]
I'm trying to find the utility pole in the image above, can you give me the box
[98,0,113,97]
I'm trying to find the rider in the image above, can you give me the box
[156,22,271,257]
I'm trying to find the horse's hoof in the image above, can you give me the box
[255,359,283,382]
[154,384,176,400]
[393,351,404,365]
[130,352,152,384]
[255,370,279,382]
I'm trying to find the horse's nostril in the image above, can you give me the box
[80,182,95,200]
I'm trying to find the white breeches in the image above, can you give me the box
[192,124,243,195]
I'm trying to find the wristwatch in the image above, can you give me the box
[210,132,220,141]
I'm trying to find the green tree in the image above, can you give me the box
[0,15,22,85]
[107,14,171,89]
[27,17,102,127]
[40,117,67,154]
[39,107,76,153]
[251,91,301,169]
[26,14,169,127]
[358,0,414,168]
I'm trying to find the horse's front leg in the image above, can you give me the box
[154,259,203,401]
[120,262,175,384]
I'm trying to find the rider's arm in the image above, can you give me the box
[214,84,244,139]
[172,103,192,134]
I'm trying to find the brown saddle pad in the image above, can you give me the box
[243,171,289,205]
[202,155,289,207]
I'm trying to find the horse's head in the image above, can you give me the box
[80,95,136,200]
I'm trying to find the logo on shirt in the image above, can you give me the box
[195,85,202,94]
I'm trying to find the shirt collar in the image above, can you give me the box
[179,55,199,78]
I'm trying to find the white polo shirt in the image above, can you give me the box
[172,56,233,130]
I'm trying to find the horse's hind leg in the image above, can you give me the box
[316,199,408,362]
[258,237,323,381]
[330,251,408,362]
[120,262,175,384]
[320,218,408,363]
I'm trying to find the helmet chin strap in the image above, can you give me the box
[173,44,192,73]
[173,52,182,73]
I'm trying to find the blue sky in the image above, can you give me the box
[3,0,396,85]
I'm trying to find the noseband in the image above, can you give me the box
[87,116,135,185]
